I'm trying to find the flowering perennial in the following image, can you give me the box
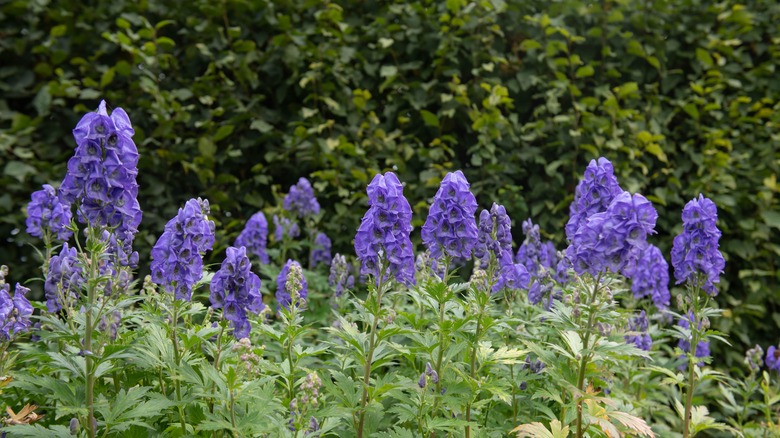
[328,254,354,298]
[421,171,479,261]
[474,203,512,264]
[627,245,670,308]
[283,177,320,219]
[26,184,73,241]
[766,345,780,373]
[0,283,33,340]
[274,215,301,242]
[671,195,726,296]
[492,250,531,295]
[565,157,623,242]
[235,212,270,264]
[566,191,657,276]
[625,310,652,351]
[210,246,265,339]
[310,232,331,268]
[150,198,215,301]
[276,259,308,309]
[354,172,415,286]
[44,243,82,313]
[60,100,142,237]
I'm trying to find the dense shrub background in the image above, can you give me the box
[1,0,778,363]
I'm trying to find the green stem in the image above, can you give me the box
[575,274,603,438]
[465,297,487,438]
[171,302,187,434]
[85,243,99,438]
[683,281,704,438]
[357,268,387,438]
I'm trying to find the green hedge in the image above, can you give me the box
[1,0,778,360]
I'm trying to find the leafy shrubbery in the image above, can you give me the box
[1,101,779,437]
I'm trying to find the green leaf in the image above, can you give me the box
[213,124,234,142]
[575,65,594,78]
[420,110,440,128]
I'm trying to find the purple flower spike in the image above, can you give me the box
[151,198,215,301]
[310,232,332,269]
[475,203,513,265]
[210,246,264,339]
[565,157,623,241]
[283,178,321,219]
[274,215,300,242]
[421,171,479,261]
[628,245,670,309]
[671,195,726,296]
[766,345,780,373]
[44,243,83,312]
[492,250,531,294]
[276,260,308,309]
[0,284,33,340]
[328,254,353,298]
[26,184,73,241]
[625,310,652,351]
[235,212,270,264]
[354,172,416,286]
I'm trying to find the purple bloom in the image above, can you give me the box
[418,373,427,389]
[627,245,670,308]
[0,284,33,340]
[492,250,531,294]
[766,346,780,373]
[151,198,215,301]
[273,215,300,242]
[678,312,710,366]
[44,243,82,312]
[310,232,331,269]
[328,254,353,298]
[421,171,479,261]
[565,157,623,242]
[276,260,308,309]
[474,203,513,265]
[354,172,415,286]
[26,184,73,241]
[60,100,142,237]
[283,178,320,219]
[235,212,270,264]
[566,191,657,276]
[671,195,726,296]
[625,310,652,351]
[210,246,265,339]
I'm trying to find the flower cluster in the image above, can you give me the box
[492,250,531,295]
[210,246,265,339]
[744,345,764,374]
[766,345,780,373]
[678,312,710,367]
[671,195,726,296]
[310,232,331,268]
[418,361,439,389]
[0,278,33,341]
[25,184,73,241]
[59,100,142,237]
[474,203,512,264]
[517,219,561,305]
[354,172,415,286]
[44,243,83,313]
[566,191,657,276]
[283,177,320,219]
[235,212,270,264]
[150,198,215,301]
[421,171,479,261]
[626,245,670,308]
[565,157,623,241]
[625,310,652,351]
[97,310,122,342]
[276,260,308,309]
[231,338,263,377]
[288,372,322,433]
[328,254,354,298]
[273,215,300,242]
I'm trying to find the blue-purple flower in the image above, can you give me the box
[766,345,780,373]
[44,243,82,312]
[627,245,670,308]
[678,312,710,367]
[59,100,142,237]
[210,246,265,339]
[276,260,308,309]
[565,157,623,242]
[671,195,726,296]
[150,198,215,301]
[274,215,301,242]
[328,254,353,298]
[625,310,652,351]
[235,212,270,264]
[26,184,73,241]
[421,171,479,261]
[310,232,331,268]
[354,172,415,286]
[474,203,512,265]
[283,178,320,219]
[566,191,657,276]
[0,284,33,340]
[492,250,531,295]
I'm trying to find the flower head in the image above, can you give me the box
[354,172,415,286]
[0,284,33,340]
[44,243,82,312]
[276,260,308,309]
[565,157,623,241]
[421,171,479,260]
[492,250,531,294]
[283,178,320,219]
[474,203,512,264]
[766,345,780,373]
[625,310,652,351]
[310,232,331,268]
[60,100,141,237]
[671,195,725,295]
[151,198,215,301]
[26,184,72,241]
[210,246,264,339]
[235,212,270,264]
[627,245,670,309]
[744,345,764,373]
[328,254,353,298]
[273,215,300,242]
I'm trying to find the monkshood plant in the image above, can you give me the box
[3,100,780,437]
